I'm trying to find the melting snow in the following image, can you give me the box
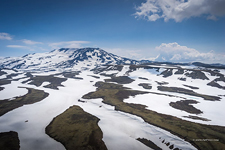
[0,70,199,150]
[0,81,28,100]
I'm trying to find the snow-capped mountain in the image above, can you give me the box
[0,48,138,71]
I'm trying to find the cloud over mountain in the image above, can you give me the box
[134,0,225,22]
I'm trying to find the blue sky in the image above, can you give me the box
[0,0,225,63]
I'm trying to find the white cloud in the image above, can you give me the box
[148,14,161,21]
[0,33,13,40]
[134,0,225,22]
[7,45,34,51]
[7,45,27,48]
[49,41,90,49]
[154,42,225,63]
[22,39,43,45]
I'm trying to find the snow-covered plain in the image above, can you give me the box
[0,80,28,100]
[81,99,197,150]
[0,70,200,150]
[0,71,99,150]
[123,68,225,126]
[97,66,225,125]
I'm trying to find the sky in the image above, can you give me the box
[0,0,225,64]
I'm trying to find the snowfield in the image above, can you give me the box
[0,70,200,150]
[0,48,225,150]
[81,99,197,150]
[0,80,28,100]
[124,67,225,126]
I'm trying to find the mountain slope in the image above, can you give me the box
[0,48,138,71]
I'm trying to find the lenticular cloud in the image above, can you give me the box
[134,0,225,22]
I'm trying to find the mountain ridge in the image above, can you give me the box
[0,48,138,72]
[0,47,225,71]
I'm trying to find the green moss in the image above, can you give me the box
[0,79,11,86]
[183,115,211,121]
[0,70,7,76]
[160,69,173,77]
[92,65,123,74]
[155,81,169,85]
[138,83,152,89]
[158,86,220,101]
[105,76,134,84]
[62,71,80,78]
[174,69,184,74]
[0,131,20,150]
[46,105,107,150]
[183,84,199,90]
[185,70,209,80]
[137,138,162,150]
[82,81,225,150]
[178,77,186,81]
[169,100,202,114]
[55,71,83,79]
[0,87,49,116]
[22,75,67,90]
[207,81,225,90]
[138,77,148,80]
[0,87,4,91]
[6,73,21,79]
